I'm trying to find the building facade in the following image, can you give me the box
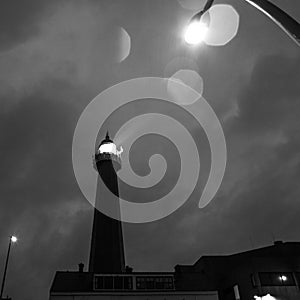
[175,241,300,300]
[50,270,218,300]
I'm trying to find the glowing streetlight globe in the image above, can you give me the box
[280,275,287,281]
[184,0,300,48]
[184,21,208,45]
[10,236,17,243]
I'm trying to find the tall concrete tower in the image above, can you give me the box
[89,132,125,273]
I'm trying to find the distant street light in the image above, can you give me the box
[0,236,18,299]
[279,275,287,281]
[184,0,300,46]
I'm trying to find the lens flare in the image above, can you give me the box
[117,27,131,62]
[167,69,203,105]
[184,21,208,45]
[203,4,239,46]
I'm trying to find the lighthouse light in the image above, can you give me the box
[98,143,123,158]
[99,143,116,154]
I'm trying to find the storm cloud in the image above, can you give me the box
[0,1,299,299]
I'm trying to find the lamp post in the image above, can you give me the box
[0,236,17,299]
[184,0,300,46]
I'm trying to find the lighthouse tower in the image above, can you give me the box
[88,132,125,273]
[49,133,219,300]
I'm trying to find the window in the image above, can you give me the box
[136,276,174,290]
[258,272,295,286]
[114,276,123,289]
[94,276,133,290]
[95,276,104,289]
[103,276,113,289]
[124,276,133,290]
[95,275,173,291]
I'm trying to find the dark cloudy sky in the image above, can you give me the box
[0,0,300,299]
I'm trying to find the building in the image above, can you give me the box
[175,241,300,300]
[50,241,300,300]
[49,134,218,300]
[49,269,218,300]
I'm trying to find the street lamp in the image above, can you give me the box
[184,0,300,46]
[184,11,210,45]
[0,236,18,299]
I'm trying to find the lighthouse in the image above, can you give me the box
[88,132,125,273]
[50,133,219,300]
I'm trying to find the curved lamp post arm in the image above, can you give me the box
[244,0,300,46]
[200,0,300,46]
[203,0,215,12]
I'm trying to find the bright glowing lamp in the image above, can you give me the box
[97,132,123,159]
[184,20,208,45]
[280,275,287,281]
[184,0,300,47]
[94,132,123,172]
[10,236,17,243]
[254,294,276,300]
[99,142,117,155]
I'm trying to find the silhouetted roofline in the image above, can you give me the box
[194,241,300,265]
[50,271,177,293]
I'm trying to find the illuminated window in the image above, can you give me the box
[258,272,295,286]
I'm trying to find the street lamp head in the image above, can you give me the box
[10,236,17,243]
[184,11,210,45]
[184,20,208,45]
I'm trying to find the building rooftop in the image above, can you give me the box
[50,241,300,298]
[50,271,176,294]
[194,241,300,265]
